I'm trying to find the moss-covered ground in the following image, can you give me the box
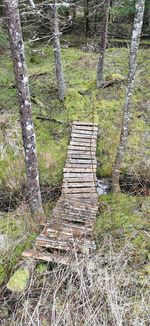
[0,27,150,286]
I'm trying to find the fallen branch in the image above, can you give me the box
[36,115,64,124]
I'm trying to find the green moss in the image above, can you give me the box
[36,263,47,274]
[0,265,5,286]
[95,194,150,259]
[7,268,30,292]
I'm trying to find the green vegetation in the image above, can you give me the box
[0,26,149,293]
[1,43,149,186]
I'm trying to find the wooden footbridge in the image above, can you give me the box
[23,122,99,264]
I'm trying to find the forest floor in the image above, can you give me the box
[0,29,150,324]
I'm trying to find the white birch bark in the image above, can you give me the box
[111,0,145,193]
[97,0,110,87]
[52,0,66,101]
[5,0,44,217]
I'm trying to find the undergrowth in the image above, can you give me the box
[1,244,149,326]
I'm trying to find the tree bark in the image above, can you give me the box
[97,0,110,87]
[5,0,44,218]
[111,0,145,193]
[52,0,66,101]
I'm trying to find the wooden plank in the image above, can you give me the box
[65,162,96,166]
[53,208,97,217]
[62,188,96,193]
[22,250,71,265]
[67,151,96,157]
[68,146,96,151]
[36,236,96,250]
[70,141,96,147]
[64,164,97,169]
[45,223,93,233]
[72,126,98,131]
[66,193,98,199]
[71,133,97,139]
[42,228,92,239]
[68,146,96,155]
[72,129,98,136]
[63,177,96,182]
[71,140,97,146]
[63,168,96,173]
[60,215,96,224]
[63,174,96,179]
[67,156,96,161]
[41,229,91,240]
[73,121,98,126]
[63,183,95,188]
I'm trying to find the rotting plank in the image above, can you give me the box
[22,250,71,265]
[36,237,96,251]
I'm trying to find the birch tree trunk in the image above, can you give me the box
[52,0,66,101]
[111,0,145,193]
[97,0,110,87]
[5,0,44,218]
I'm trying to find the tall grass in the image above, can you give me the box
[8,241,150,326]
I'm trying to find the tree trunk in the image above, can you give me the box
[5,0,44,218]
[52,0,66,101]
[111,0,145,193]
[97,0,110,87]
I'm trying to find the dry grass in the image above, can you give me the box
[2,240,149,326]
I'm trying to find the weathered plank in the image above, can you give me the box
[70,141,96,147]
[63,177,96,183]
[71,133,97,139]
[73,121,98,126]
[67,149,95,158]
[36,236,96,251]
[63,183,95,188]
[66,159,97,165]
[72,129,98,136]
[63,168,96,173]
[22,250,71,265]
[63,174,96,179]
[72,125,98,131]
[64,164,97,169]
[62,188,96,193]
[68,146,96,152]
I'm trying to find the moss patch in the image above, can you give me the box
[7,268,30,292]
[95,193,150,265]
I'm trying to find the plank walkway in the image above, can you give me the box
[23,122,99,265]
